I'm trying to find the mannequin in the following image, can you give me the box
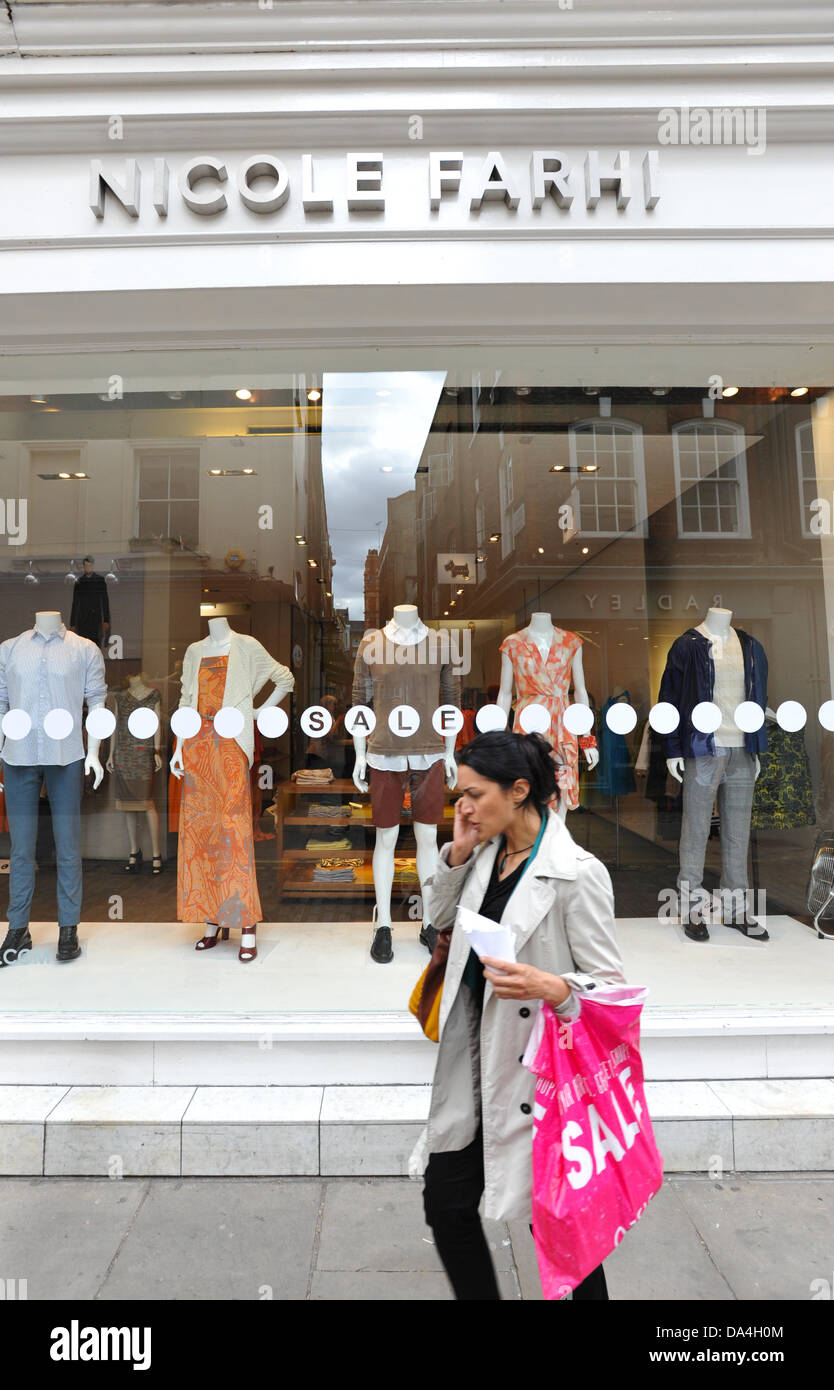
[171,617,294,962]
[352,604,460,964]
[106,671,163,873]
[0,610,106,966]
[498,612,598,822]
[659,607,768,942]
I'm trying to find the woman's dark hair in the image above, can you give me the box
[456,730,559,813]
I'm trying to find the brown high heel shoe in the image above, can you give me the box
[195,925,230,951]
[238,926,257,963]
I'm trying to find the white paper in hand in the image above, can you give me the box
[456,904,517,966]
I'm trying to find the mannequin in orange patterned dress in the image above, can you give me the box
[170,617,293,962]
[497,612,598,820]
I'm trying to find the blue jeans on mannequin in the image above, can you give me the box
[3,759,84,929]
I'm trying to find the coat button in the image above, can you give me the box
[519,1006,530,1018]
[520,1103,532,1115]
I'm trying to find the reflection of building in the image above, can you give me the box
[377,490,417,618]
[363,547,380,630]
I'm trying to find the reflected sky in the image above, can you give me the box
[321,371,446,618]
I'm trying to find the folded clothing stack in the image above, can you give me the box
[312,856,362,883]
[292,768,334,784]
[308,801,348,819]
[393,858,420,883]
[306,835,352,851]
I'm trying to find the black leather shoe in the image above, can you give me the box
[56,925,81,962]
[419,923,438,954]
[725,914,769,941]
[0,927,32,967]
[370,925,393,964]
[684,918,710,942]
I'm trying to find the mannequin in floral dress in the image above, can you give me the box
[497,613,598,819]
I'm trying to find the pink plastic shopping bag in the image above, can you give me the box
[521,985,663,1298]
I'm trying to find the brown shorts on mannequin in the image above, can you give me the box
[369,760,446,828]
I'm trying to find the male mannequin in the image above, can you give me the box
[69,556,111,649]
[659,606,768,942]
[171,617,293,962]
[352,604,460,964]
[498,612,598,822]
[0,610,106,966]
[106,671,163,873]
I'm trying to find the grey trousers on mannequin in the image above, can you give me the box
[677,749,756,905]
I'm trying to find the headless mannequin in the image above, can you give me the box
[170,617,286,959]
[0,611,104,790]
[666,608,760,784]
[497,612,598,822]
[352,604,458,937]
[106,672,163,864]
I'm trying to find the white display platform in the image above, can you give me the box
[0,917,832,1085]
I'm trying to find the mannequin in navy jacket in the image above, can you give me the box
[658,607,769,942]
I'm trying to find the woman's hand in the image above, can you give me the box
[481,956,571,1007]
[448,796,482,866]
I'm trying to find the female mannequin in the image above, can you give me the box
[498,612,598,821]
[106,671,163,873]
[171,617,294,962]
[352,603,460,963]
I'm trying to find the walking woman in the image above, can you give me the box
[413,729,626,1300]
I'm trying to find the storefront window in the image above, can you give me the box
[0,357,831,1009]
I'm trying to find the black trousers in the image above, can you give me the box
[423,1127,609,1301]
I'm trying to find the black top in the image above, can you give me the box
[462,847,527,1010]
[70,571,110,643]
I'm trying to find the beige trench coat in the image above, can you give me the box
[411,807,626,1223]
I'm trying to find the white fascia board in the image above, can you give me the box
[5,0,834,58]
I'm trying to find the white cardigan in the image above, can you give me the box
[178,632,294,768]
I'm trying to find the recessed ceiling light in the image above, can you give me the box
[488,532,500,543]
[29,395,47,405]
[721,386,739,397]
[307,388,321,402]
[443,610,449,616]
[167,391,184,401]
[581,546,590,554]
[209,469,222,475]
[791,386,809,397]
[537,547,544,554]
[235,388,252,401]
[550,464,565,472]
[296,537,307,545]
[476,554,486,563]
[58,472,71,479]
[308,559,318,567]
[514,387,532,396]
[456,588,463,595]
[582,464,598,472]
[650,388,670,396]
[74,472,87,478]
[583,388,600,396]
[242,468,254,474]
[450,600,456,606]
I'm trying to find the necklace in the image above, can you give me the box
[498,839,536,875]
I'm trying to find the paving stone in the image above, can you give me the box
[97,1178,322,1301]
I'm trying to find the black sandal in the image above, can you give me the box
[124,849,143,873]
[152,856,164,875]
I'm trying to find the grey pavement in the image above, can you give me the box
[1,1172,832,1301]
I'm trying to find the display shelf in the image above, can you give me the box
[274,777,456,900]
